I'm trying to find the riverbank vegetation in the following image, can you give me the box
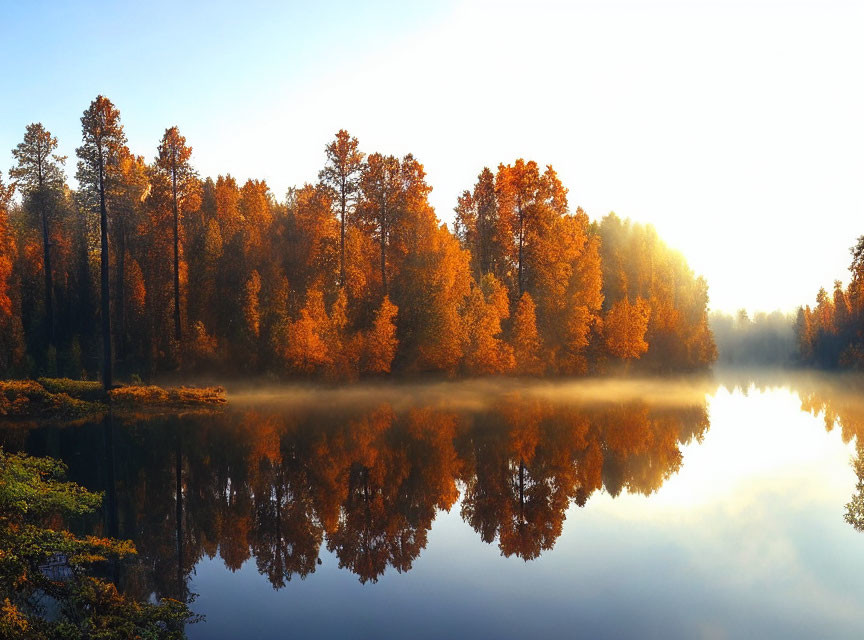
[0,378,225,419]
[0,447,196,638]
[0,98,715,387]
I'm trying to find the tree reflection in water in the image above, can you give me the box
[0,389,710,593]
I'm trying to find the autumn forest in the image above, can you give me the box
[0,96,718,387]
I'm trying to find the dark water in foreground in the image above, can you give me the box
[3,371,864,639]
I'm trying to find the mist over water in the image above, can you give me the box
[227,374,718,412]
[4,370,864,639]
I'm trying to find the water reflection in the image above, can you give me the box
[0,387,709,591]
[716,370,864,536]
[5,370,864,636]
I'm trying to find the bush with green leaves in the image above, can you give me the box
[0,448,198,638]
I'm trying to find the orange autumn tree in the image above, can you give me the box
[109,151,150,364]
[135,154,187,370]
[319,130,364,287]
[358,152,471,374]
[795,235,864,369]
[511,293,543,375]
[76,95,129,388]
[541,206,604,374]
[456,161,604,373]
[603,296,651,361]
[599,212,715,370]
[0,173,15,317]
[282,286,332,375]
[286,183,339,297]
[0,172,25,375]
[155,126,197,344]
[360,296,398,375]
[5,111,719,380]
[357,153,402,298]
[462,274,514,375]
[10,123,66,350]
[454,167,506,279]
[243,270,262,340]
[393,221,471,373]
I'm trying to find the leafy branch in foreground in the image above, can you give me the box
[0,448,198,639]
[845,441,864,533]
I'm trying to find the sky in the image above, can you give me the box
[1,0,862,314]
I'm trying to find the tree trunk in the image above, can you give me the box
[518,205,524,297]
[39,191,54,348]
[116,225,126,361]
[340,181,346,288]
[380,211,387,297]
[479,215,488,276]
[172,158,182,344]
[98,154,113,390]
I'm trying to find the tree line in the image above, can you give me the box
[710,309,796,367]
[0,95,716,386]
[795,236,864,369]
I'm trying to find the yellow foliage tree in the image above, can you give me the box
[325,288,357,380]
[361,296,398,374]
[284,287,331,374]
[511,293,543,375]
[603,296,651,360]
[244,270,261,339]
[462,274,514,375]
[0,173,25,375]
[0,174,16,318]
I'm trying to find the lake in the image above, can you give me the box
[3,370,864,639]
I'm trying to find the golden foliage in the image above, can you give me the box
[360,296,398,375]
[603,297,651,360]
[282,287,332,374]
[244,269,262,339]
[109,384,226,407]
[2,119,719,382]
[462,275,514,375]
[511,293,543,375]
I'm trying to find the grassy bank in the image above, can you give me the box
[0,378,226,419]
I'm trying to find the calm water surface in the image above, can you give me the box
[3,371,864,639]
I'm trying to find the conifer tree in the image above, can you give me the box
[156,126,196,343]
[76,96,127,389]
[319,130,364,287]
[11,123,66,347]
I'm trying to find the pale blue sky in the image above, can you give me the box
[2,0,862,313]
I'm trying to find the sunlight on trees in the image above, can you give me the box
[3,104,717,382]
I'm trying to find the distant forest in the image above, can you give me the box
[710,310,796,367]
[0,95,716,384]
[795,237,864,370]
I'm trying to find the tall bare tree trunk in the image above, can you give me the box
[116,222,127,362]
[98,152,112,390]
[172,156,182,344]
[380,210,387,297]
[39,189,54,347]
[517,204,524,297]
[340,182,346,288]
